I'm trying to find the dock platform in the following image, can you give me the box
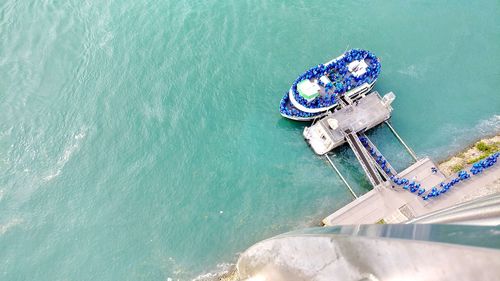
[303,91,393,155]
[322,158,500,225]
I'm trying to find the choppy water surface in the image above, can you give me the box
[0,1,499,280]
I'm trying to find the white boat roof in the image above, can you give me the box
[297,80,320,99]
[348,60,368,77]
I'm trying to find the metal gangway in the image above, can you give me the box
[359,132,398,181]
[309,91,418,195]
[344,129,384,187]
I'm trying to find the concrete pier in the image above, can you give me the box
[302,90,499,227]
[322,159,500,225]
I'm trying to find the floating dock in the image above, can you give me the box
[303,91,394,155]
[304,90,397,189]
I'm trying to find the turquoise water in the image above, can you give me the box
[0,1,499,280]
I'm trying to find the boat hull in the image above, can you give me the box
[280,81,375,121]
[279,49,381,121]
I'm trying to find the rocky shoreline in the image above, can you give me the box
[438,135,500,203]
[438,135,500,176]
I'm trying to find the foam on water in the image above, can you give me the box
[0,218,23,235]
[192,262,238,281]
[43,128,87,181]
[421,115,500,161]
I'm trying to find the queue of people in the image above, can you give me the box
[360,136,500,201]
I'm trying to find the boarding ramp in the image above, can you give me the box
[359,133,398,181]
[344,129,384,187]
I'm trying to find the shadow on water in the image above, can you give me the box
[328,143,373,195]
[274,117,308,133]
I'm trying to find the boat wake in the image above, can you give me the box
[397,64,424,79]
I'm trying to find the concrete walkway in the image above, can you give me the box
[323,157,500,225]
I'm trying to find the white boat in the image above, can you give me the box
[279,49,381,121]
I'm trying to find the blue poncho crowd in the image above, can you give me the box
[397,153,498,200]
[390,154,498,200]
[280,49,381,119]
[360,136,500,200]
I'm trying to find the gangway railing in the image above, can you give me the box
[358,133,397,181]
[385,121,418,162]
[344,130,383,187]
[324,154,358,199]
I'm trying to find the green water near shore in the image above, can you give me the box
[0,1,499,280]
